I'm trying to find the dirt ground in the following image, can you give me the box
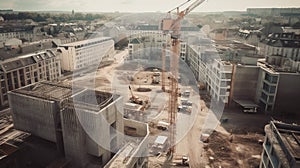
[205,131,263,168]
[204,107,270,168]
[83,50,270,168]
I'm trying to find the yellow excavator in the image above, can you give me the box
[128,85,143,105]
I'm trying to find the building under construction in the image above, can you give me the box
[7,81,149,168]
[260,121,300,168]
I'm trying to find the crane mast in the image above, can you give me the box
[160,0,206,155]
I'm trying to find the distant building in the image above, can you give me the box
[260,121,300,168]
[0,9,13,14]
[103,26,127,43]
[4,38,22,50]
[260,33,300,72]
[0,50,61,108]
[237,29,261,46]
[247,8,300,16]
[127,25,199,61]
[57,37,115,72]
[209,28,237,41]
[127,31,170,60]
[0,24,42,44]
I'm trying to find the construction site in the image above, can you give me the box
[1,0,299,168]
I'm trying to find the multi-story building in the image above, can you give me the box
[206,59,233,103]
[0,24,43,46]
[255,32,300,114]
[126,25,199,61]
[256,60,300,114]
[8,82,149,168]
[230,64,260,103]
[186,37,218,83]
[57,37,115,72]
[0,50,61,108]
[260,121,300,168]
[127,31,171,60]
[260,33,300,73]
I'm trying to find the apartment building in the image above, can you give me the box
[260,121,300,168]
[206,59,233,103]
[255,60,300,114]
[260,33,300,72]
[255,33,300,114]
[0,31,34,43]
[186,38,218,83]
[127,26,200,60]
[57,37,115,72]
[0,50,61,108]
[127,31,171,60]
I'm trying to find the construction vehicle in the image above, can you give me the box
[157,121,170,131]
[129,85,143,105]
[152,72,160,84]
[128,86,151,110]
[160,0,206,155]
[171,154,189,166]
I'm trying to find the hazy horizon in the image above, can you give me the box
[1,0,300,13]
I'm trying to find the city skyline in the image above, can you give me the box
[1,0,300,13]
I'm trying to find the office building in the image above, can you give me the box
[57,37,115,72]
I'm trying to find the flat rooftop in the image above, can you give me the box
[70,89,118,111]
[59,37,112,47]
[11,82,82,101]
[257,60,298,74]
[216,40,256,50]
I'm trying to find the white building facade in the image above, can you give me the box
[206,59,233,103]
[57,37,114,72]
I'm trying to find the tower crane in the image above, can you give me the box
[160,0,206,155]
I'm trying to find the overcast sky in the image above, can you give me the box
[1,0,300,12]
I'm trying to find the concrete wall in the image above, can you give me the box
[60,106,89,168]
[232,65,260,101]
[241,56,261,65]
[255,67,265,103]
[104,119,149,168]
[124,120,149,168]
[8,92,59,143]
[274,73,300,115]
[60,96,124,167]
[57,47,75,72]
[124,119,148,137]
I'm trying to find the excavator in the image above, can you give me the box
[128,86,151,110]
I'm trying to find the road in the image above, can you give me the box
[175,98,209,168]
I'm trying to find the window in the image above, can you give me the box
[268,96,274,103]
[261,92,268,102]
